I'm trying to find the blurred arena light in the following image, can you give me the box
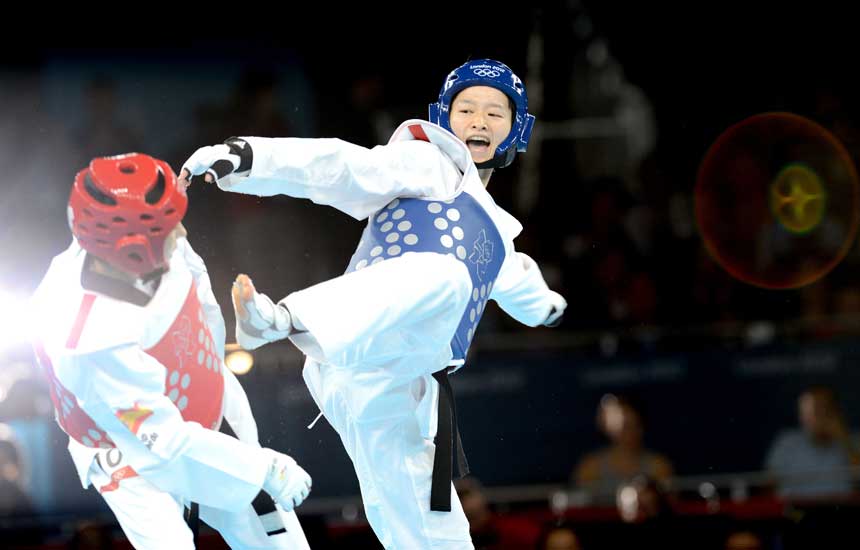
[225,343,254,375]
[0,288,33,354]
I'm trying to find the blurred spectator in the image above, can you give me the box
[68,521,113,550]
[534,522,582,550]
[74,75,144,163]
[615,474,673,524]
[724,529,763,550]
[0,425,32,515]
[765,385,860,498]
[613,474,694,550]
[455,476,542,550]
[192,68,294,144]
[573,394,674,504]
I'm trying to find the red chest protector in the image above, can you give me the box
[35,281,225,448]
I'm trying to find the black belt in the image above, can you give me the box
[183,501,199,542]
[430,368,470,512]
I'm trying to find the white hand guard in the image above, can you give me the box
[260,448,312,512]
[181,138,252,185]
[544,291,567,327]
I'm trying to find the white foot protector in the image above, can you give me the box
[232,274,293,350]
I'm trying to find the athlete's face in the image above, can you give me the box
[449,86,513,164]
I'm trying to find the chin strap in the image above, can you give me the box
[475,147,516,170]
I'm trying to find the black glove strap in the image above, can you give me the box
[225,136,253,172]
[208,159,237,180]
[430,368,470,512]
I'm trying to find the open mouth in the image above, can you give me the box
[466,136,491,154]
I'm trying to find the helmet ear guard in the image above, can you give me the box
[429,59,535,169]
[68,153,187,277]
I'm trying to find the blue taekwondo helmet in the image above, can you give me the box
[429,59,535,169]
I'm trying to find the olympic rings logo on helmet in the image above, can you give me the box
[473,68,501,78]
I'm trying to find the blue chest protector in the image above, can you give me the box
[345,192,506,362]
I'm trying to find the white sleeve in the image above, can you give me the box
[178,237,226,359]
[220,366,260,446]
[217,137,462,220]
[56,345,269,513]
[491,252,564,327]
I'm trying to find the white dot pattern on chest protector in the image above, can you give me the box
[198,329,205,344]
[181,373,191,389]
[197,349,205,365]
[169,370,180,386]
[346,193,507,363]
[88,429,102,441]
[178,395,189,411]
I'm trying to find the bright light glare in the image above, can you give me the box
[225,350,254,375]
[0,289,34,354]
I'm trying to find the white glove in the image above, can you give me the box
[544,291,567,327]
[180,137,252,184]
[260,448,312,512]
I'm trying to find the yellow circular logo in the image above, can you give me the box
[769,163,825,234]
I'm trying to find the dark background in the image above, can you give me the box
[2,1,860,547]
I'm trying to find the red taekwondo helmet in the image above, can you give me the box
[68,153,188,277]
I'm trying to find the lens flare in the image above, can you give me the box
[695,112,859,289]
